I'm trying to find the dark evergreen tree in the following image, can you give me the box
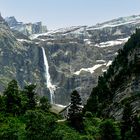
[0,95,5,113]
[84,87,99,115]
[121,102,133,140]
[67,90,84,132]
[4,80,21,116]
[131,115,140,139]
[25,110,56,140]
[24,84,37,110]
[99,119,121,140]
[39,96,51,112]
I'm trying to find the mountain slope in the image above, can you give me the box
[0,16,45,96]
[5,16,47,36]
[85,29,140,120]
[1,14,140,105]
[30,15,140,104]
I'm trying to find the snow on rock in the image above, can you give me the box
[95,37,129,48]
[87,20,136,30]
[84,39,91,45]
[106,60,113,67]
[102,69,107,72]
[30,26,86,40]
[87,15,140,30]
[96,60,106,63]
[74,61,113,75]
[17,39,32,43]
[74,63,106,75]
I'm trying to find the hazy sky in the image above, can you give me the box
[0,0,140,29]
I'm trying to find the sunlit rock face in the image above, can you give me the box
[1,14,140,104]
[31,15,140,104]
[0,16,45,96]
[5,16,47,36]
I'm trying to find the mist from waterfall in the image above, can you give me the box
[42,47,56,104]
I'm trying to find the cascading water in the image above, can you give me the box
[41,47,56,104]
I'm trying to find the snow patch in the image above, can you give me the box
[17,39,32,43]
[84,39,91,45]
[95,37,129,48]
[106,61,113,67]
[65,51,69,55]
[96,60,106,63]
[88,20,136,30]
[102,69,107,72]
[74,63,106,75]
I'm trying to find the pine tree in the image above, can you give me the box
[4,80,21,115]
[39,96,51,112]
[100,119,121,140]
[23,84,37,110]
[121,102,133,140]
[67,90,83,131]
[84,87,99,115]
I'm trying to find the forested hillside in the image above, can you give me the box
[0,29,140,139]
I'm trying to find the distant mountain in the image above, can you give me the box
[5,16,18,27]
[29,15,140,104]
[5,16,48,36]
[0,15,45,96]
[0,13,4,22]
[1,14,140,105]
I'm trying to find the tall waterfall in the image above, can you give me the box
[42,47,56,104]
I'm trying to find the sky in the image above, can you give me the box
[0,0,140,30]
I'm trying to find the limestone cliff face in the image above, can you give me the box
[31,15,140,104]
[1,15,140,105]
[5,16,47,36]
[0,19,47,97]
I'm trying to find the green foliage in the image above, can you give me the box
[68,90,84,132]
[84,87,99,115]
[39,96,51,112]
[4,80,22,116]
[23,84,37,110]
[84,117,101,139]
[121,103,140,140]
[25,110,56,140]
[121,103,133,140]
[52,123,81,140]
[0,95,5,113]
[84,77,111,117]
[84,111,93,118]
[85,29,140,118]
[131,116,140,140]
[0,117,26,140]
[99,119,121,140]
[0,71,139,140]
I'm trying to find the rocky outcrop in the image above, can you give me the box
[0,18,48,98]
[4,16,18,27]
[5,16,47,36]
[1,14,140,105]
[0,13,4,22]
[30,15,140,104]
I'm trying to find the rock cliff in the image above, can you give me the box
[5,16,47,36]
[1,14,140,105]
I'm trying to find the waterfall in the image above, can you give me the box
[41,47,56,104]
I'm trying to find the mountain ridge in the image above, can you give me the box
[5,16,48,36]
[1,14,140,105]
[85,29,140,120]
